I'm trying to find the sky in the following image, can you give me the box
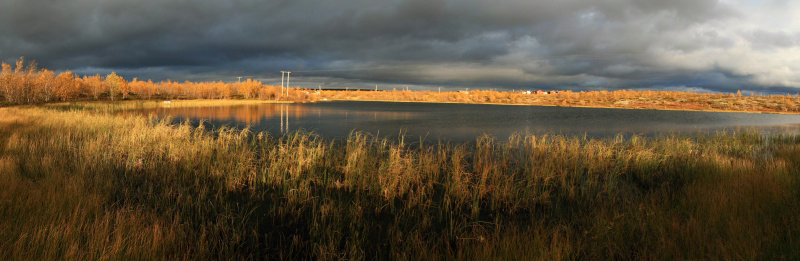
[1,0,799,93]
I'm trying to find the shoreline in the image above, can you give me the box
[11,98,799,115]
[42,99,295,110]
[325,98,800,115]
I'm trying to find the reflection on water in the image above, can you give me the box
[126,103,418,136]
[125,101,800,141]
[124,104,309,125]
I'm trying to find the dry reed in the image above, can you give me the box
[0,104,798,260]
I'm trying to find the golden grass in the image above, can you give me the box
[0,105,799,259]
[320,89,800,114]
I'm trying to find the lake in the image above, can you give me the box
[127,101,800,142]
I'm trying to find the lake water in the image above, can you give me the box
[127,101,800,142]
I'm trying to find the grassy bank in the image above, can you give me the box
[1,106,799,260]
[321,89,800,114]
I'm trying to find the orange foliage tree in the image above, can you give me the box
[81,75,105,100]
[54,72,78,101]
[106,72,123,101]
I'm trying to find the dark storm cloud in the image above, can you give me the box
[1,0,799,92]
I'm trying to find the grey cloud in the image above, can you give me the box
[746,30,800,49]
[1,0,797,93]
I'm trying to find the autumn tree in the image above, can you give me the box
[54,71,77,101]
[217,82,232,99]
[0,62,12,104]
[14,58,38,104]
[106,72,123,101]
[129,78,155,100]
[82,75,105,100]
[119,79,130,100]
[35,69,56,103]
[157,80,182,99]
[235,78,260,99]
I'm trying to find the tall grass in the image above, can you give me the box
[1,106,799,259]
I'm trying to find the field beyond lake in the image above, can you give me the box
[1,103,799,259]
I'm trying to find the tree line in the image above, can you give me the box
[0,58,311,105]
[3,57,798,113]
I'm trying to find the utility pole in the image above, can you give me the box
[280,71,286,96]
[286,71,291,96]
[280,71,292,97]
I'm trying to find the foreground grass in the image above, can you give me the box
[1,106,799,260]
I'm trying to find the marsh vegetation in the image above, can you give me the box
[1,105,799,259]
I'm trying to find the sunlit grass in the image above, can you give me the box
[320,89,800,114]
[0,106,798,259]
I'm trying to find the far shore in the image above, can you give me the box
[12,97,798,115]
[324,98,800,115]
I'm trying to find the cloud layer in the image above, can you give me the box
[1,0,799,92]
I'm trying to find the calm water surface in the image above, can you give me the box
[128,101,800,142]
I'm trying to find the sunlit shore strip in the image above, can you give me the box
[38,97,800,115]
[323,98,800,115]
[43,99,294,110]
